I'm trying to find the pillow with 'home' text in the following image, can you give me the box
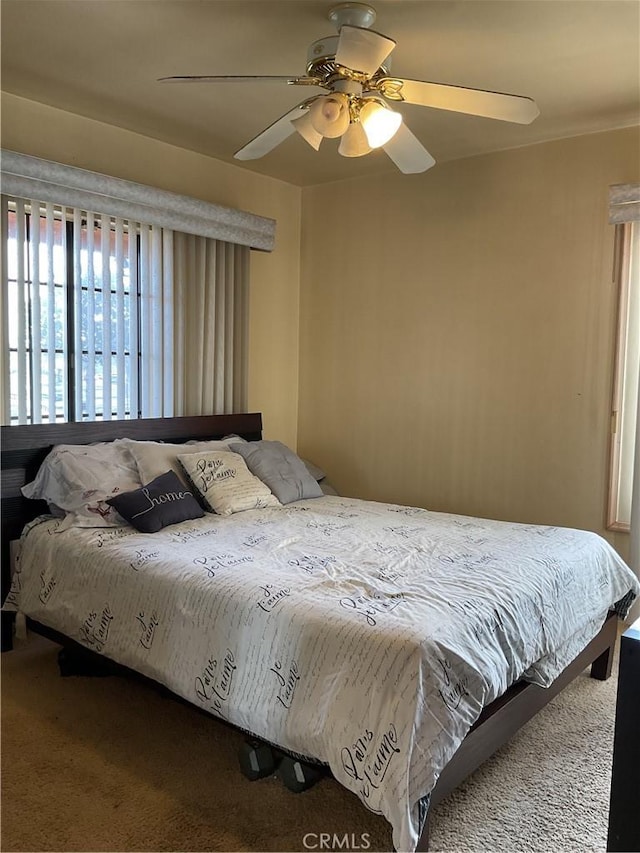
[106,470,204,533]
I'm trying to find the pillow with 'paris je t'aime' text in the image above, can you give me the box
[178,450,281,516]
[106,470,204,533]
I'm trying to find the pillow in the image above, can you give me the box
[230,441,323,505]
[301,458,326,482]
[106,470,204,533]
[123,436,245,487]
[320,480,339,496]
[21,442,143,528]
[178,450,281,516]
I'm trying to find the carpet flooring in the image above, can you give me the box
[1,633,617,852]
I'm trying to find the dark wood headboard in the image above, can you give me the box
[0,413,263,608]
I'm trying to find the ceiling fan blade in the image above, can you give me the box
[234,103,308,161]
[159,75,314,85]
[379,78,539,124]
[383,124,436,174]
[335,25,396,77]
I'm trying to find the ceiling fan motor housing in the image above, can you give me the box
[306,35,392,78]
[307,35,340,73]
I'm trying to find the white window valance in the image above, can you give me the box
[609,183,640,224]
[0,150,275,251]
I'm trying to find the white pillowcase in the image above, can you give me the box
[178,450,280,516]
[123,437,245,487]
[22,441,142,528]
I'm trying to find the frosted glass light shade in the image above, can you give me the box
[292,112,323,150]
[309,94,350,139]
[338,122,372,157]
[360,101,402,148]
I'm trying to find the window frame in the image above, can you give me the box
[5,203,142,425]
[607,221,639,532]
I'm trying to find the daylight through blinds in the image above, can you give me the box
[1,196,173,423]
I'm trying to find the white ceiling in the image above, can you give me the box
[1,0,639,186]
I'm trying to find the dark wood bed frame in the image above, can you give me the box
[0,413,618,852]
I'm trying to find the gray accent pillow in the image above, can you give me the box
[320,480,339,496]
[107,470,204,533]
[301,458,326,482]
[230,441,323,505]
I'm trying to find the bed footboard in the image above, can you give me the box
[417,611,617,851]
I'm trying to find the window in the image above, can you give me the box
[1,153,260,426]
[608,220,640,530]
[6,201,139,423]
[2,196,173,424]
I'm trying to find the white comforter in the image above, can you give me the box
[6,496,638,851]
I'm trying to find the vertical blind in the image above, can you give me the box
[1,151,267,425]
[173,232,249,416]
[1,196,173,423]
[2,193,250,425]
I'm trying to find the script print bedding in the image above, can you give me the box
[6,496,639,852]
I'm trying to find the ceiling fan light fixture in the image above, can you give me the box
[338,121,372,157]
[309,93,350,138]
[292,111,323,150]
[359,99,402,148]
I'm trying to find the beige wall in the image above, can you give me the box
[299,127,639,559]
[1,93,302,447]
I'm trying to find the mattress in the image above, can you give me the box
[6,495,638,851]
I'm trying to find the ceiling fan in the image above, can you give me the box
[159,2,540,174]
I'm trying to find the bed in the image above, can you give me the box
[1,412,638,852]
